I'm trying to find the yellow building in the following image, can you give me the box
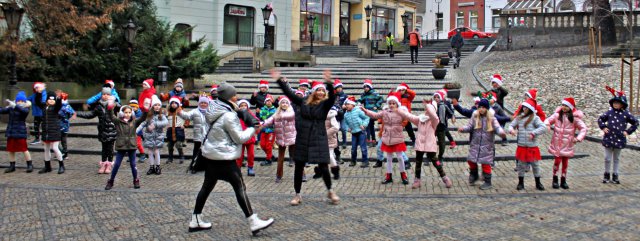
[292,0,419,50]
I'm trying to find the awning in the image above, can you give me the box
[502,0,553,11]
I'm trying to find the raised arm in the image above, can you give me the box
[361,107,383,120]
[76,108,97,119]
[397,110,419,125]
[86,92,101,105]
[262,116,275,127]
[277,78,303,105]
[322,82,336,111]
[454,104,474,118]
[406,89,416,102]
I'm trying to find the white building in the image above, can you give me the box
[154,0,292,55]
[485,0,508,32]
[420,0,451,39]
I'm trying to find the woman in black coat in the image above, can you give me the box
[274,69,340,206]
[36,91,64,174]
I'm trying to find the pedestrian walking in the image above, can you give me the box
[408,28,422,64]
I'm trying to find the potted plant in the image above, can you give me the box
[438,53,450,66]
[443,82,462,99]
[431,57,447,80]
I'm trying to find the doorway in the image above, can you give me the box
[339,2,350,45]
[266,14,277,49]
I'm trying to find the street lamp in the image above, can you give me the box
[261,5,273,49]
[122,19,137,89]
[2,2,25,88]
[307,14,316,54]
[401,13,409,44]
[435,0,442,40]
[364,5,372,40]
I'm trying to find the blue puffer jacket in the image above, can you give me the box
[28,91,47,117]
[58,104,75,133]
[344,108,370,134]
[0,104,30,139]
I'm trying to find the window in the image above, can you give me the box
[456,11,465,27]
[300,0,332,42]
[175,23,192,43]
[469,11,478,30]
[491,9,501,31]
[436,13,443,31]
[416,15,423,30]
[404,12,414,33]
[223,5,255,46]
[372,7,395,40]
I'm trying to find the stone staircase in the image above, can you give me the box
[298,45,359,57]
[216,57,254,74]
[603,37,640,58]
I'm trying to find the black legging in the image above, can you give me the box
[405,122,416,144]
[415,151,446,179]
[102,140,115,162]
[194,160,253,217]
[192,141,202,160]
[295,161,331,194]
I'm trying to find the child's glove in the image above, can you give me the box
[5,99,16,108]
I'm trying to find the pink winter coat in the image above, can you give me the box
[263,108,296,147]
[398,103,439,153]
[544,107,587,157]
[363,108,406,145]
[326,110,340,149]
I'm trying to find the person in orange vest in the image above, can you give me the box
[408,28,423,64]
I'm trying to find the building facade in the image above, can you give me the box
[154,0,292,55]
[292,0,419,50]
[421,0,452,39]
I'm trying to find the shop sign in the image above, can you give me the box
[229,6,247,16]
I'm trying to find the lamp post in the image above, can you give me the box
[401,13,409,44]
[122,19,137,89]
[435,0,442,40]
[365,5,372,40]
[307,14,316,54]
[2,2,25,88]
[261,5,273,49]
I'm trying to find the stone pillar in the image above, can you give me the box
[291,0,301,51]
[332,0,340,45]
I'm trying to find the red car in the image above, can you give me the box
[447,27,494,39]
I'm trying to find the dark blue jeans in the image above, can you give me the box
[110,150,138,181]
[366,119,376,141]
[351,132,368,164]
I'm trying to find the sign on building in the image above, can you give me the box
[229,6,247,16]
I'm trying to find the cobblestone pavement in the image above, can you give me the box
[2,53,640,240]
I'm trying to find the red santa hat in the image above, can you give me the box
[169,97,182,107]
[278,96,290,105]
[237,99,250,107]
[433,89,447,100]
[396,83,409,91]
[363,79,374,89]
[344,96,357,106]
[32,82,45,92]
[264,94,274,103]
[105,79,115,88]
[258,80,269,89]
[299,79,311,88]
[491,74,503,86]
[521,98,538,113]
[143,78,154,89]
[333,79,343,88]
[525,88,538,100]
[295,90,306,97]
[562,97,576,110]
[386,91,402,105]
[483,91,497,101]
[311,81,326,92]
[210,84,218,92]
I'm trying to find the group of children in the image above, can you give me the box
[2,72,639,193]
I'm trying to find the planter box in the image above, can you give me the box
[440,57,450,66]
[432,69,447,80]
[446,89,461,99]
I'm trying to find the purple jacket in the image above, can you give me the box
[461,111,505,165]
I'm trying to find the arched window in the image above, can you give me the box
[556,0,576,12]
[175,23,192,43]
[223,4,255,46]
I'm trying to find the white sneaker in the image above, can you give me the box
[247,213,274,236]
[188,214,212,232]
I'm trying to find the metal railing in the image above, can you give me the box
[230,32,267,51]
[499,11,640,30]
